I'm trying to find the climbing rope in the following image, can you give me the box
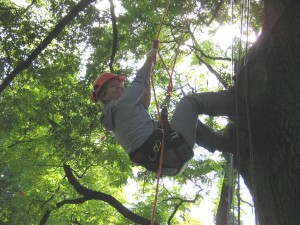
[149,1,257,224]
[150,1,192,224]
[235,0,244,223]
[150,1,171,224]
[235,0,257,225]
[243,1,258,225]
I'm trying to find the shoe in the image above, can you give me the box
[219,122,236,154]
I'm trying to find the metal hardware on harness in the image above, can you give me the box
[170,131,179,141]
[149,140,161,161]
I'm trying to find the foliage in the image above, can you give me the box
[0,0,261,224]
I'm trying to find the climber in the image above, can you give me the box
[90,48,236,175]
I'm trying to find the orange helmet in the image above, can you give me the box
[90,73,125,103]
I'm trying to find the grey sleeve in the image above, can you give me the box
[119,58,153,105]
[132,57,153,88]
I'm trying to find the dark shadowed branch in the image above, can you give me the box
[206,0,224,26]
[56,196,93,208]
[167,194,200,225]
[62,164,158,224]
[64,164,158,225]
[108,0,118,73]
[187,44,232,62]
[39,210,51,225]
[39,164,159,225]
[0,0,96,94]
[196,0,224,26]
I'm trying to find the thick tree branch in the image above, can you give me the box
[56,196,92,208]
[206,0,224,26]
[39,164,159,225]
[196,0,224,26]
[0,0,96,94]
[108,0,118,73]
[63,164,158,225]
[39,209,51,225]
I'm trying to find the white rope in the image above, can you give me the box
[244,0,259,225]
[236,0,246,224]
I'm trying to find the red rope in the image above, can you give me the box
[150,55,164,225]
[158,51,173,97]
[156,0,171,41]
[150,1,192,224]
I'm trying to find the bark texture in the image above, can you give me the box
[236,1,300,224]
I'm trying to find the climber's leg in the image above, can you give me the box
[170,89,235,150]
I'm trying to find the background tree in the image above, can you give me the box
[1,0,299,225]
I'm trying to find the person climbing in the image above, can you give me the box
[90,47,236,176]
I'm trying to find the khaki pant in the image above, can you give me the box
[170,89,235,152]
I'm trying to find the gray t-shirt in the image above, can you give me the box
[100,58,158,154]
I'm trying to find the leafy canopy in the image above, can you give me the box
[0,0,262,224]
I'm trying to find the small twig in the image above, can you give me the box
[167,194,200,225]
[108,0,118,73]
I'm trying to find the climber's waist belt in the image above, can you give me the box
[129,129,163,170]
[129,129,194,176]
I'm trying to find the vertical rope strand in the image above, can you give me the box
[150,1,171,224]
[156,0,171,40]
[236,0,246,224]
[150,1,193,223]
[229,1,236,224]
[244,0,258,224]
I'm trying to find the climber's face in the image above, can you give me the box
[101,78,124,103]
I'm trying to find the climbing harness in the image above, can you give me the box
[129,127,193,176]
[149,140,162,162]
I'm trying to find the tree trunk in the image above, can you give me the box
[236,1,300,225]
